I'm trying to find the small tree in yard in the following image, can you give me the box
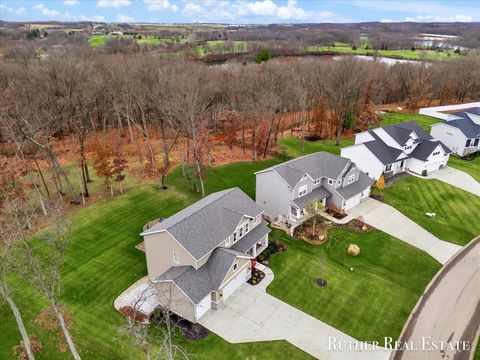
[255,48,271,64]
[93,146,114,196]
[112,150,128,194]
[375,175,385,198]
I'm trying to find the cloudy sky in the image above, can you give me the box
[1,0,479,24]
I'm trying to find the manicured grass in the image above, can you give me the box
[195,40,249,56]
[88,34,168,47]
[1,184,312,360]
[378,176,480,246]
[267,227,440,343]
[378,112,440,131]
[279,136,354,158]
[448,155,480,183]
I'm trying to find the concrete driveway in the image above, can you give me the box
[392,237,480,360]
[348,198,461,264]
[414,166,480,197]
[199,283,390,360]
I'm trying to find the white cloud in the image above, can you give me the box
[116,13,135,22]
[0,4,28,16]
[405,14,472,22]
[64,0,79,5]
[380,18,393,23]
[182,3,205,17]
[245,0,311,20]
[97,0,131,8]
[33,3,61,17]
[144,0,179,12]
[80,14,106,21]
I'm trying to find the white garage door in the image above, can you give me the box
[425,161,442,173]
[222,266,249,301]
[195,293,211,320]
[344,193,362,211]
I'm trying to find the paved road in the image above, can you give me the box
[391,237,480,360]
[348,198,462,264]
[414,167,480,197]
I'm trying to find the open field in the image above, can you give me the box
[377,176,480,246]
[195,40,249,56]
[88,34,178,47]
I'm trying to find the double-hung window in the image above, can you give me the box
[385,164,392,172]
[173,251,180,264]
[314,179,320,185]
[298,185,308,197]
[245,223,249,234]
[328,179,333,185]
[239,227,244,238]
[233,232,237,243]
[348,174,355,184]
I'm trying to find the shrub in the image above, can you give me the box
[119,306,148,322]
[348,244,360,256]
[255,48,271,64]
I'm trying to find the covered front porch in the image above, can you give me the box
[384,159,406,178]
[288,187,330,228]
[245,235,268,258]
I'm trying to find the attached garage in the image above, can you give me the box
[343,192,362,211]
[221,266,250,301]
[195,293,212,321]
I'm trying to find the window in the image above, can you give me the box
[385,164,392,172]
[466,139,471,147]
[233,263,238,271]
[337,179,341,185]
[348,174,355,184]
[245,223,249,234]
[328,179,334,185]
[314,179,320,185]
[474,139,479,146]
[226,237,231,246]
[298,185,307,197]
[239,227,244,238]
[233,232,237,243]
[173,251,180,264]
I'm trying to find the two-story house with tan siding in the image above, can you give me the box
[255,152,373,228]
[140,188,270,323]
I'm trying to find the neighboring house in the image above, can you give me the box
[341,121,451,180]
[255,152,373,227]
[140,188,270,323]
[419,103,480,157]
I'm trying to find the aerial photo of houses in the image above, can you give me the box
[0,1,479,359]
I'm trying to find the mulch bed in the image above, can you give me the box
[149,308,210,340]
[294,215,331,244]
[339,218,373,232]
[247,268,265,286]
[325,208,347,220]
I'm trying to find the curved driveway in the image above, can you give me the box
[391,236,480,360]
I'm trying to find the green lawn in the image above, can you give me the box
[1,183,312,360]
[267,227,440,343]
[279,136,354,158]
[88,34,169,47]
[377,176,480,246]
[378,112,440,131]
[195,40,249,57]
[448,155,480,183]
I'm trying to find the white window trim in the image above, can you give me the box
[385,164,392,171]
[233,262,238,271]
[298,185,308,197]
[233,232,237,243]
[314,179,320,185]
[173,251,180,264]
[328,179,334,185]
[245,222,249,234]
[348,174,355,184]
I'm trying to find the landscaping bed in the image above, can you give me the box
[325,207,347,220]
[257,241,288,263]
[150,307,210,340]
[293,215,332,244]
[339,217,373,233]
[248,267,265,286]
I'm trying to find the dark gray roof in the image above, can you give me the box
[410,141,451,161]
[444,112,480,138]
[382,124,413,145]
[156,247,251,304]
[231,221,271,253]
[364,132,406,165]
[394,121,433,140]
[336,172,374,199]
[260,152,351,187]
[291,186,331,209]
[142,188,262,260]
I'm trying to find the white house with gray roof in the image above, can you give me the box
[255,152,373,227]
[341,121,451,180]
[420,103,480,157]
[140,188,270,323]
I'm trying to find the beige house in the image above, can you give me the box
[140,188,270,323]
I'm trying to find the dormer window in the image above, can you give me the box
[245,223,249,233]
[348,174,355,184]
[239,227,244,238]
[173,251,180,264]
[337,180,341,185]
[298,185,307,197]
[314,179,320,185]
[233,262,238,271]
[328,179,333,185]
[233,232,237,243]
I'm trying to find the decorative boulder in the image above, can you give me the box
[348,244,360,256]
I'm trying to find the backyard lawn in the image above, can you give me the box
[377,176,480,246]
[267,227,440,343]
[378,112,440,131]
[279,136,354,158]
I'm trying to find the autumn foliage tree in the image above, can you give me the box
[112,149,128,194]
[93,146,114,197]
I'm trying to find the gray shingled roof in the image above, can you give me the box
[291,186,331,209]
[336,172,374,199]
[364,132,406,165]
[142,188,263,260]
[260,152,351,188]
[382,124,413,145]
[445,111,480,138]
[410,141,451,161]
[231,221,270,253]
[155,247,251,304]
[394,121,433,140]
